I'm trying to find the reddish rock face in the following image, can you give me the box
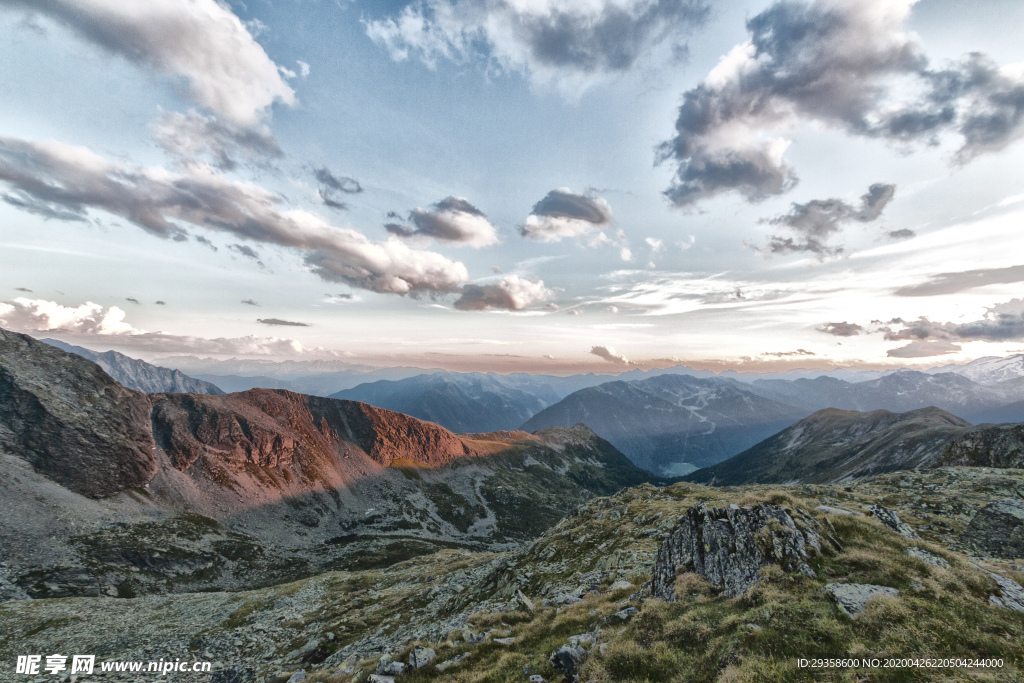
[151,388,487,474]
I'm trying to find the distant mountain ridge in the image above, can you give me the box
[521,374,809,475]
[42,339,224,395]
[683,407,974,486]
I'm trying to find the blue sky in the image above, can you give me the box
[2,0,1024,373]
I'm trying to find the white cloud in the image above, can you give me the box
[590,344,631,364]
[5,0,296,125]
[0,297,137,335]
[453,275,552,311]
[387,196,500,247]
[0,136,470,295]
[520,188,614,243]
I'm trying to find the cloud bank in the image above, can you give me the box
[883,298,1024,356]
[0,136,470,295]
[453,275,552,311]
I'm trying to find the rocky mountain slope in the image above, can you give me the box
[3,467,1022,682]
[331,373,562,433]
[522,374,809,475]
[928,353,1024,384]
[0,328,653,600]
[42,338,224,394]
[683,407,974,486]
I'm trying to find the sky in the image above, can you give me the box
[1,0,1024,374]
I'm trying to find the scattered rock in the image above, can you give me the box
[568,632,597,648]
[376,654,406,676]
[652,503,820,599]
[974,566,1024,612]
[608,579,632,591]
[960,499,1024,558]
[869,505,920,539]
[435,653,470,672]
[529,676,546,683]
[409,645,436,668]
[549,643,586,678]
[462,629,487,644]
[825,583,900,617]
[816,505,862,516]
[210,666,258,683]
[286,671,306,683]
[905,547,950,569]
[607,607,638,622]
[368,676,395,683]
[515,589,535,611]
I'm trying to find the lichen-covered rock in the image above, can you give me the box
[976,567,1024,612]
[960,499,1024,558]
[651,503,820,599]
[869,505,919,539]
[549,643,586,677]
[905,547,950,569]
[825,583,899,617]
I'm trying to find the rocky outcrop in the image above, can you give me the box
[0,328,156,497]
[869,504,920,539]
[940,424,1024,469]
[959,499,1024,558]
[651,503,820,599]
[825,583,899,617]
[905,547,949,568]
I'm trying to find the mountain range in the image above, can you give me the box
[0,327,652,599]
[41,339,224,394]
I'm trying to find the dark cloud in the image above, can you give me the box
[452,276,552,311]
[125,297,140,304]
[758,183,896,257]
[14,288,32,292]
[895,264,1024,297]
[0,136,470,295]
[818,322,863,337]
[155,301,166,305]
[386,196,499,247]
[257,318,310,327]
[314,167,363,211]
[331,293,353,300]
[888,228,916,240]
[3,191,88,221]
[229,243,264,266]
[658,0,1024,207]
[366,0,709,91]
[241,299,259,306]
[520,188,614,242]
[154,110,282,171]
[194,235,217,251]
[883,299,1024,348]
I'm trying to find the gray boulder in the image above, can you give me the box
[210,666,258,683]
[869,505,919,539]
[825,583,899,617]
[651,503,820,599]
[975,566,1024,613]
[409,645,436,668]
[960,499,1024,558]
[549,643,586,678]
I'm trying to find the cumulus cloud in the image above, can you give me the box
[520,188,614,243]
[895,264,1024,297]
[365,0,708,95]
[818,321,863,337]
[590,345,632,364]
[386,196,499,247]
[882,299,1024,353]
[3,0,295,125]
[452,275,552,311]
[0,136,470,295]
[658,0,1024,207]
[757,183,895,257]
[257,318,310,327]
[314,167,363,212]
[0,297,305,355]
[154,109,282,171]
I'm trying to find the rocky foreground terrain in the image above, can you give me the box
[2,467,1024,682]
